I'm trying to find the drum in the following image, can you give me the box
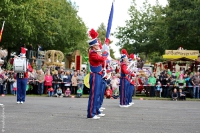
[13,57,27,73]
[84,73,90,89]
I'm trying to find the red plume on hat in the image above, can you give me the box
[121,49,127,55]
[129,53,134,60]
[121,49,128,59]
[89,29,98,39]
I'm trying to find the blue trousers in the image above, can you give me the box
[119,78,129,105]
[129,84,134,103]
[193,85,199,99]
[99,78,107,109]
[10,82,14,95]
[0,84,3,94]
[17,77,28,102]
[87,73,101,118]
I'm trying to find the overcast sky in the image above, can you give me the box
[71,0,168,58]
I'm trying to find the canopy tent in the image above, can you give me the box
[163,57,200,71]
[162,47,199,60]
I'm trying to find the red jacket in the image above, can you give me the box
[105,89,113,97]
[89,50,106,67]
[120,62,129,74]
[44,75,53,86]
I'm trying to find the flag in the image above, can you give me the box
[0,21,5,42]
[105,0,114,44]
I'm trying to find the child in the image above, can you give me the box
[104,86,113,99]
[179,89,186,100]
[56,87,62,98]
[112,88,119,99]
[172,88,178,101]
[13,80,17,96]
[156,81,162,97]
[76,87,83,98]
[47,86,54,97]
[65,88,71,97]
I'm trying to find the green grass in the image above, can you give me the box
[4,94,200,101]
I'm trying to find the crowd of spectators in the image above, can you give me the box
[141,68,200,100]
[0,65,199,100]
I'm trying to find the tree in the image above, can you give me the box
[0,0,88,60]
[165,0,200,50]
[114,0,167,60]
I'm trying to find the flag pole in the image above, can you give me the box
[0,21,5,42]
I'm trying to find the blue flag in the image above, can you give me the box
[105,1,114,43]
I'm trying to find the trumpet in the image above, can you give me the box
[127,60,137,72]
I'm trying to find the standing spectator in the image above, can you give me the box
[53,70,62,94]
[62,70,72,93]
[159,72,168,97]
[71,72,78,94]
[143,76,150,97]
[77,71,84,93]
[60,70,65,92]
[44,70,53,94]
[36,70,45,95]
[3,75,8,95]
[8,71,15,95]
[28,69,37,94]
[13,80,17,95]
[148,74,156,97]
[0,71,5,96]
[37,44,42,51]
[168,76,176,97]
[191,72,200,99]
[156,81,162,97]
[27,43,34,60]
[110,74,120,91]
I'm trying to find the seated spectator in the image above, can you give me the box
[112,87,119,99]
[65,88,71,97]
[76,87,83,98]
[47,86,54,97]
[172,88,178,101]
[104,86,113,99]
[179,89,186,101]
[56,87,63,98]
[156,81,162,97]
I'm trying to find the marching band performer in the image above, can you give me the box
[14,47,32,104]
[87,29,108,119]
[119,49,130,107]
[128,54,135,105]
[97,40,107,112]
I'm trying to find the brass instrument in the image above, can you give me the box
[127,60,137,73]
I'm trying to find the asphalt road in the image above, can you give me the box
[0,96,200,133]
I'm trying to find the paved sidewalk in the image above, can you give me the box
[0,96,200,133]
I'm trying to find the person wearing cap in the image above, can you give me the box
[119,49,130,107]
[127,53,135,106]
[97,40,108,113]
[15,47,32,104]
[87,29,107,119]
